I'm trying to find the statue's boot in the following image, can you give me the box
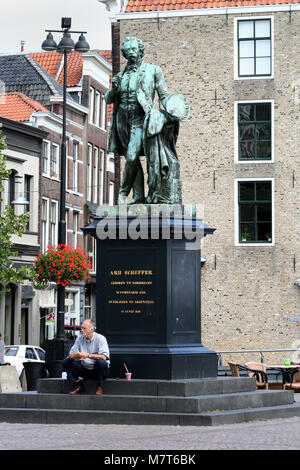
[129,163,144,205]
[117,162,138,205]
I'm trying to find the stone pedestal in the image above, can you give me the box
[0,366,21,393]
[82,206,217,380]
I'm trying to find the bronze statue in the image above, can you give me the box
[105,37,190,205]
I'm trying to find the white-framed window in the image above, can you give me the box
[234,178,274,246]
[24,175,32,231]
[65,291,77,314]
[90,237,97,273]
[41,197,49,252]
[7,170,16,208]
[89,86,95,123]
[65,289,80,331]
[93,146,98,203]
[95,91,101,127]
[73,142,79,192]
[50,200,58,246]
[65,208,69,244]
[109,181,114,206]
[234,16,274,80]
[42,140,50,176]
[99,149,105,205]
[87,143,92,201]
[72,211,79,248]
[234,100,274,163]
[51,143,59,178]
[101,95,106,129]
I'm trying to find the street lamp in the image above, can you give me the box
[41,18,90,357]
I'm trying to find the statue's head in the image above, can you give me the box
[121,37,145,62]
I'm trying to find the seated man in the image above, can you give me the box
[63,318,110,395]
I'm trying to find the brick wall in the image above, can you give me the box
[116,12,300,363]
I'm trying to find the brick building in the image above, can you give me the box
[0,113,47,346]
[0,49,112,344]
[100,0,300,364]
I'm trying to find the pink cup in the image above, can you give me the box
[125,372,132,381]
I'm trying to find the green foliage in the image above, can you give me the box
[0,126,31,289]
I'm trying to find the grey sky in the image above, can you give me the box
[0,0,112,55]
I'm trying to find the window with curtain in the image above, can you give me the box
[238,102,272,160]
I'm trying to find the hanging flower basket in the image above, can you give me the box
[31,244,91,289]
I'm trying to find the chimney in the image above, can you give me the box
[20,41,25,53]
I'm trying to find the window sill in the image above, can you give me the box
[236,242,274,247]
[234,76,274,81]
[235,160,274,164]
[88,121,107,132]
[66,189,83,197]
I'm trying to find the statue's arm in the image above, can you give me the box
[155,66,169,108]
[104,74,121,104]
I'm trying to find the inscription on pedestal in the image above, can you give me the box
[108,269,155,315]
[99,245,161,343]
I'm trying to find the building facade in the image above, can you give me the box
[100,0,300,363]
[0,49,112,345]
[0,116,47,346]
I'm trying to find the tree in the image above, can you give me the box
[0,126,30,289]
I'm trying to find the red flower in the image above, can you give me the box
[31,244,91,289]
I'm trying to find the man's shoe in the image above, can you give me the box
[69,385,84,395]
[128,197,144,205]
[117,193,127,204]
[95,386,103,395]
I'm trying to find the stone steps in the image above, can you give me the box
[0,377,299,426]
[0,389,294,413]
[0,403,300,426]
[38,376,257,396]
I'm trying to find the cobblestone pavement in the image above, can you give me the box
[0,415,299,450]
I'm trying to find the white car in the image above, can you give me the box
[4,345,46,380]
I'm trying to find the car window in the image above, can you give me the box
[4,347,18,356]
[35,348,45,361]
[25,347,38,360]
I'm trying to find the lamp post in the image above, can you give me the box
[41,18,90,358]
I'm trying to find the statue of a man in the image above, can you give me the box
[105,36,189,205]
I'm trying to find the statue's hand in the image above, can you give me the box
[111,75,121,92]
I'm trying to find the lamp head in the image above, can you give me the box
[57,31,75,53]
[11,193,30,206]
[41,32,57,51]
[74,34,90,53]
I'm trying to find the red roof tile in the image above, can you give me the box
[99,50,112,64]
[29,51,62,79]
[126,0,300,12]
[0,92,49,122]
[30,51,83,87]
[30,50,112,88]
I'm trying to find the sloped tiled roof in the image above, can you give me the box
[0,54,64,108]
[28,51,62,82]
[30,50,82,87]
[99,50,112,64]
[0,92,49,122]
[125,0,300,12]
[30,50,112,88]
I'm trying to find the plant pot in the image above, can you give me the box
[46,360,63,378]
[23,362,47,391]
